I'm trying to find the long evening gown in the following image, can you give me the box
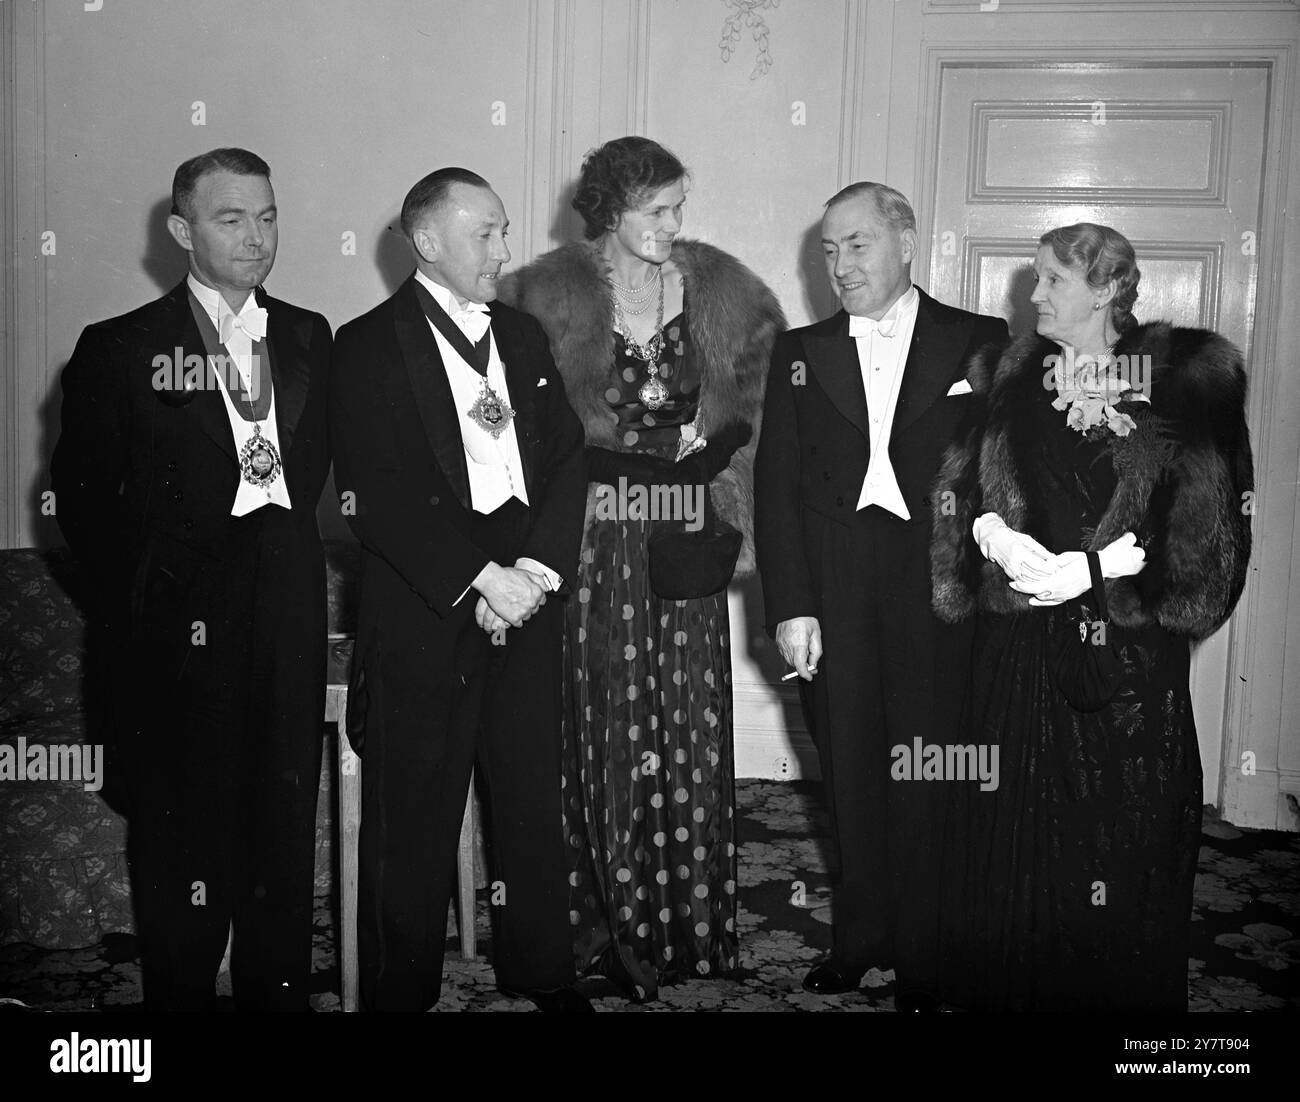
[562,309,739,1000]
[938,382,1203,1011]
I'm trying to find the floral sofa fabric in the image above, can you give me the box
[0,711,133,951]
[0,550,88,726]
[1,544,358,950]
[0,549,129,949]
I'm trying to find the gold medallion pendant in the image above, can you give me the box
[239,425,282,488]
[469,379,515,439]
[638,373,669,410]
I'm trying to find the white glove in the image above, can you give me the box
[1010,552,1090,605]
[1011,532,1146,606]
[1097,531,1147,580]
[973,512,1059,584]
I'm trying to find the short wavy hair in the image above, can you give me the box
[823,181,916,233]
[571,136,687,240]
[400,167,492,238]
[171,148,270,221]
[1039,222,1141,332]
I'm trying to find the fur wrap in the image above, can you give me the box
[499,239,785,576]
[930,323,1254,640]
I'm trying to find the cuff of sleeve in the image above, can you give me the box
[515,557,562,593]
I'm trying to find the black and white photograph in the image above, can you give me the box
[0,0,1296,1084]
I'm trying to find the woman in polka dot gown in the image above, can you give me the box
[499,137,784,999]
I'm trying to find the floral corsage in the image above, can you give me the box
[1050,352,1150,438]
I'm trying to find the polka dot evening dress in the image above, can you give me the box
[561,308,739,1001]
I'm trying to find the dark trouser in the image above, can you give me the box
[124,507,325,1011]
[356,499,574,1011]
[800,506,973,994]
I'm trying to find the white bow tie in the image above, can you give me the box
[219,305,268,344]
[452,302,491,342]
[849,313,897,339]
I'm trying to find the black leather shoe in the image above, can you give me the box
[895,989,942,1012]
[802,960,865,995]
[501,985,595,1013]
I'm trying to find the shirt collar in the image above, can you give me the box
[414,270,488,317]
[848,284,919,337]
[187,273,262,325]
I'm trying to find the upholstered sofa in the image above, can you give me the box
[0,542,358,950]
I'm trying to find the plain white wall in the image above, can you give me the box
[41,0,539,345]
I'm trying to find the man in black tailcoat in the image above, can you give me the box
[329,168,589,1012]
[755,182,1008,1009]
[52,148,331,1010]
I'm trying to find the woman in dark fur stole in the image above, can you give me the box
[930,223,1253,1011]
[499,137,784,999]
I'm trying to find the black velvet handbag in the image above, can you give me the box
[647,494,742,600]
[1046,551,1124,712]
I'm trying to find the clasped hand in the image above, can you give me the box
[472,561,548,644]
[1008,532,1147,606]
[584,422,753,488]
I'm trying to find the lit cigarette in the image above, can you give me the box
[780,671,800,681]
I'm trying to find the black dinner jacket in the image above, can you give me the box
[51,279,332,629]
[754,287,1009,629]
[328,275,586,621]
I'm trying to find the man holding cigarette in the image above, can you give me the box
[755,182,1007,1010]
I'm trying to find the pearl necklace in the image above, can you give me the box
[609,266,662,316]
[610,275,670,410]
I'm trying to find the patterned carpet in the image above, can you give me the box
[1,780,1297,1012]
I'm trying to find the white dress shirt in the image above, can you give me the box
[414,271,559,598]
[187,274,292,516]
[851,284,919,520]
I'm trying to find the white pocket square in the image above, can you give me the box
[536,377,548,387]
[946,379,973,396]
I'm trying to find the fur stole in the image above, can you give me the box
[930,322,1254,639]
[499,239,785,576]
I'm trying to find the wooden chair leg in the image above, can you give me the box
[217,922,233,984]
[457,770,477,960]
[338,716,362,1012]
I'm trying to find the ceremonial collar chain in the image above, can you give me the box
[236,352,282,490]
[413,280,515,439]
[220,300,282,490]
